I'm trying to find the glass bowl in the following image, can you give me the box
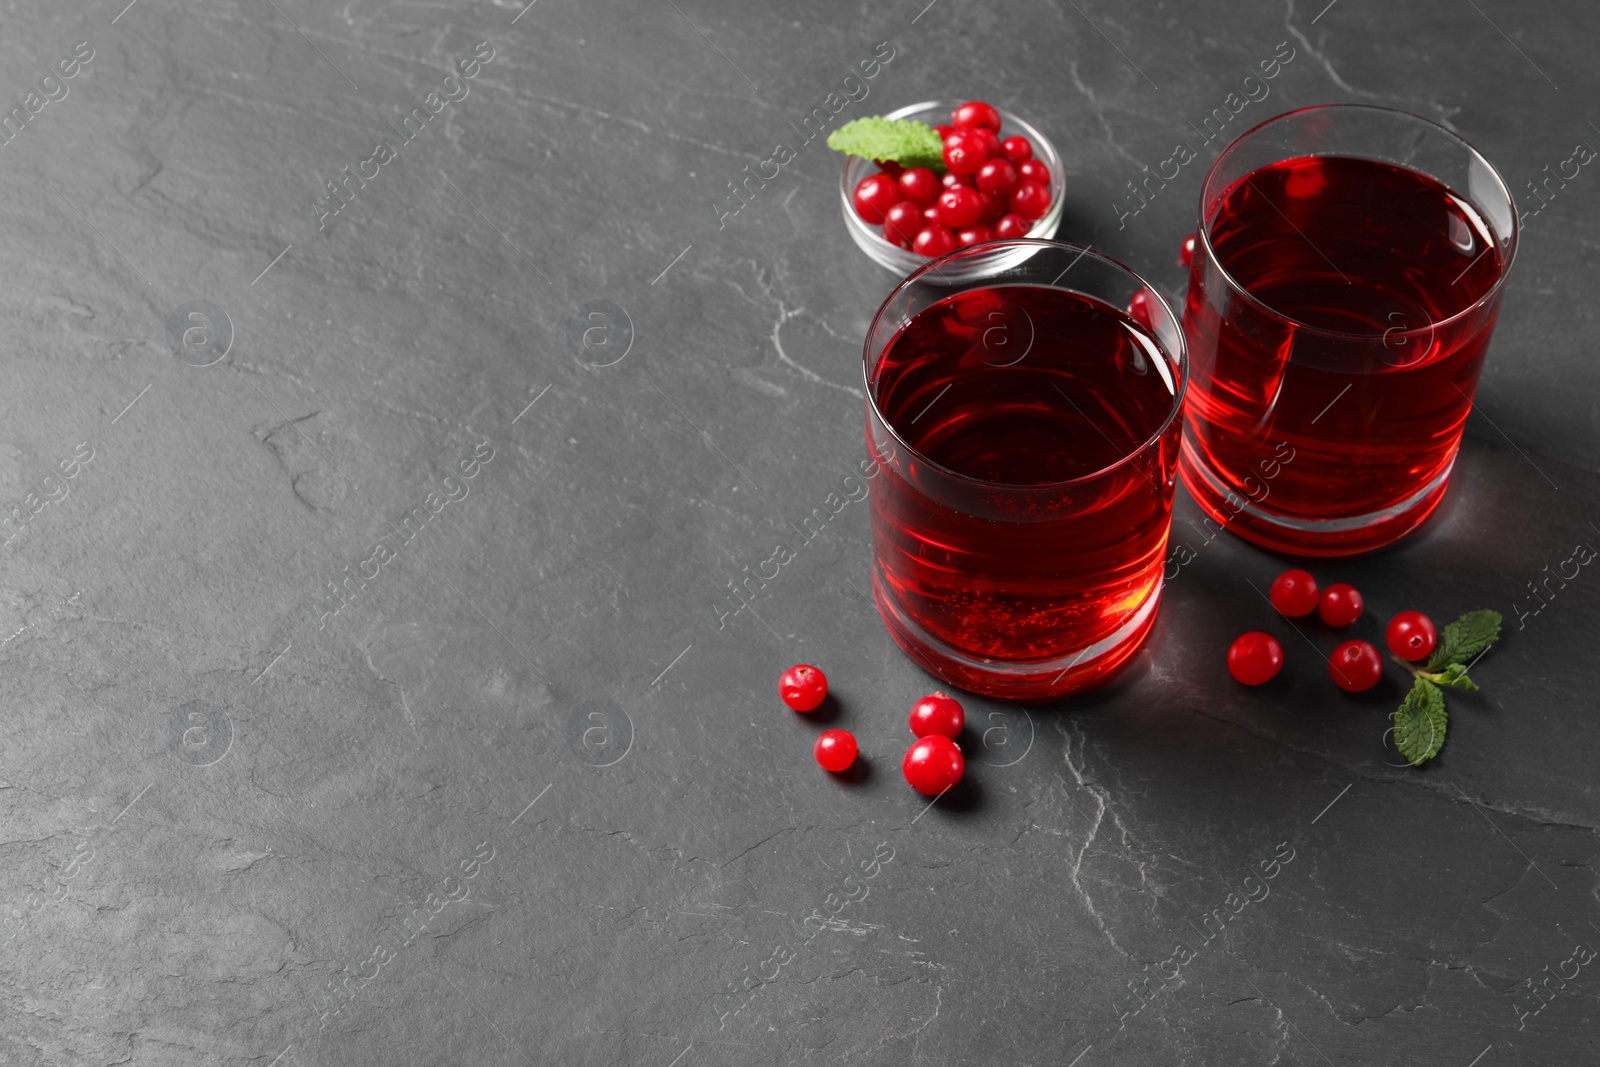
[839,100,1065,275]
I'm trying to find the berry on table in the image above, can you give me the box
[1330,640,1383,692]
[882,201,923,249]
[975,158,1020,197]
[956,223,994,246]
[898,166,941,207]
[1010,180,1051,220]
[913,224,959,258]
[853,173,900,225]
[779,664,828,711]
[1227,631,1284,686]
[1127,289,1156,331]
[951,100,1001,131]
[936,185,985,229]
[902,735,964,796]
[1318,583,1364,627]
[1386,610,1438,661]
[814,729,858,772]
[1269,569,1320,618]
[994,213,1030,239]
[908,692,965,739]
[1000,135,1033,163]
[942,129,988,176]
[1018,159,1051,185]
[1179,233,1196,268]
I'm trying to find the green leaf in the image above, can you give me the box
[826,117,945,170]
[1425,609,1502,671]
[1423,662,1479,692]
[1393,677,1448,767]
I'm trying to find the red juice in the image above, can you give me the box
[1181,154,1508,555]
[866,283,1182,700]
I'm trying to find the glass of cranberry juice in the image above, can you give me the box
[1181,104,1518,556]
[864,240,1187,701]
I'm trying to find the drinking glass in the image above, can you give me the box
[1180,104,1518,556]
[863,240,1187,701]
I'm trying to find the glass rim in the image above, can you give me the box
[1195,103,1520,343]
[861,238,1189,491]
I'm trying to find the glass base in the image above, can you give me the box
[871,563,1161,702]
[1178,436,1454,557]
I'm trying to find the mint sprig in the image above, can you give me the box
[826,117,945,171]
[1389,609,1501,767]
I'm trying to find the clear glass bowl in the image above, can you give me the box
[839,100,1065,275]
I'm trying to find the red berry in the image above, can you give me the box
[975,158,1019,197]
[898,166,940,207]
[975,191,1006,224]
[1000,135,1033,163]
[956,224,993,246]
[942,130,988,176]
[936,185,985,229]
[882,201,922,249]
[966,126,1000,162]
[1010,181,1051,220]
[934,124,954,141]
[1386,611,1438,661]
[876,160,904,178]
[779,663,828,711]
[1330,640,1383,692]
[1179,233,1196,268]
[994,213,1031,239]
[814,729,858,772]
[940,171,965,190]
[1226,632,1284,686]
[912,224,958,258]
[1269,569,1320,618]
[853,173,900,225]
[923,205,941,221]
[1127,288,1156,331]
[902,735,964,796]
[951,100,1001,132]
[1018,159,1051,185]
[1318,583,1364,627]
[908,692,965,739]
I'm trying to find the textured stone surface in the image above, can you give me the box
[1,1,1596,1064]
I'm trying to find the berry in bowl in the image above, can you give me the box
[832,100,1064,274]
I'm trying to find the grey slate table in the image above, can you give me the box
[3,1,1597,1064]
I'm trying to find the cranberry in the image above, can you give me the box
[923,205,941,221]
[940,171,965,190]
[876,160,904,179]
[882,201,922,249]
[898,166,940,207]
[778,664,827,711]
[966,126,1000,162]
[912,224,958,258]
[934,124,954,141]
[994,213,1030,238]
[1010,180,1051,220]
[1127,288,1156,331]
[936,185,985,229]
[942,129,988,176]
[956,224,994,246]
[1269,569,1320,618]
[1318,583,1363,627]
[976,191,1006,224]
[1330,640,1383,692]
[951,100,1001,132]
[853,173,900,225]
[908,692,965,739]
[1179,233,1196,268]
[1227,632,1284,686]
[1386,611,1438,661]
[975,158,1019,197]
[902,735,964,796]
[1018,159,1051,185]
[814,729,858,772]
[1000,135,1033,163]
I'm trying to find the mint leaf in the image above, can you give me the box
[1425,610,1502,670]
[1424,663,1479,692]
[827,117,945,170]
[1393,677,1447,767]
